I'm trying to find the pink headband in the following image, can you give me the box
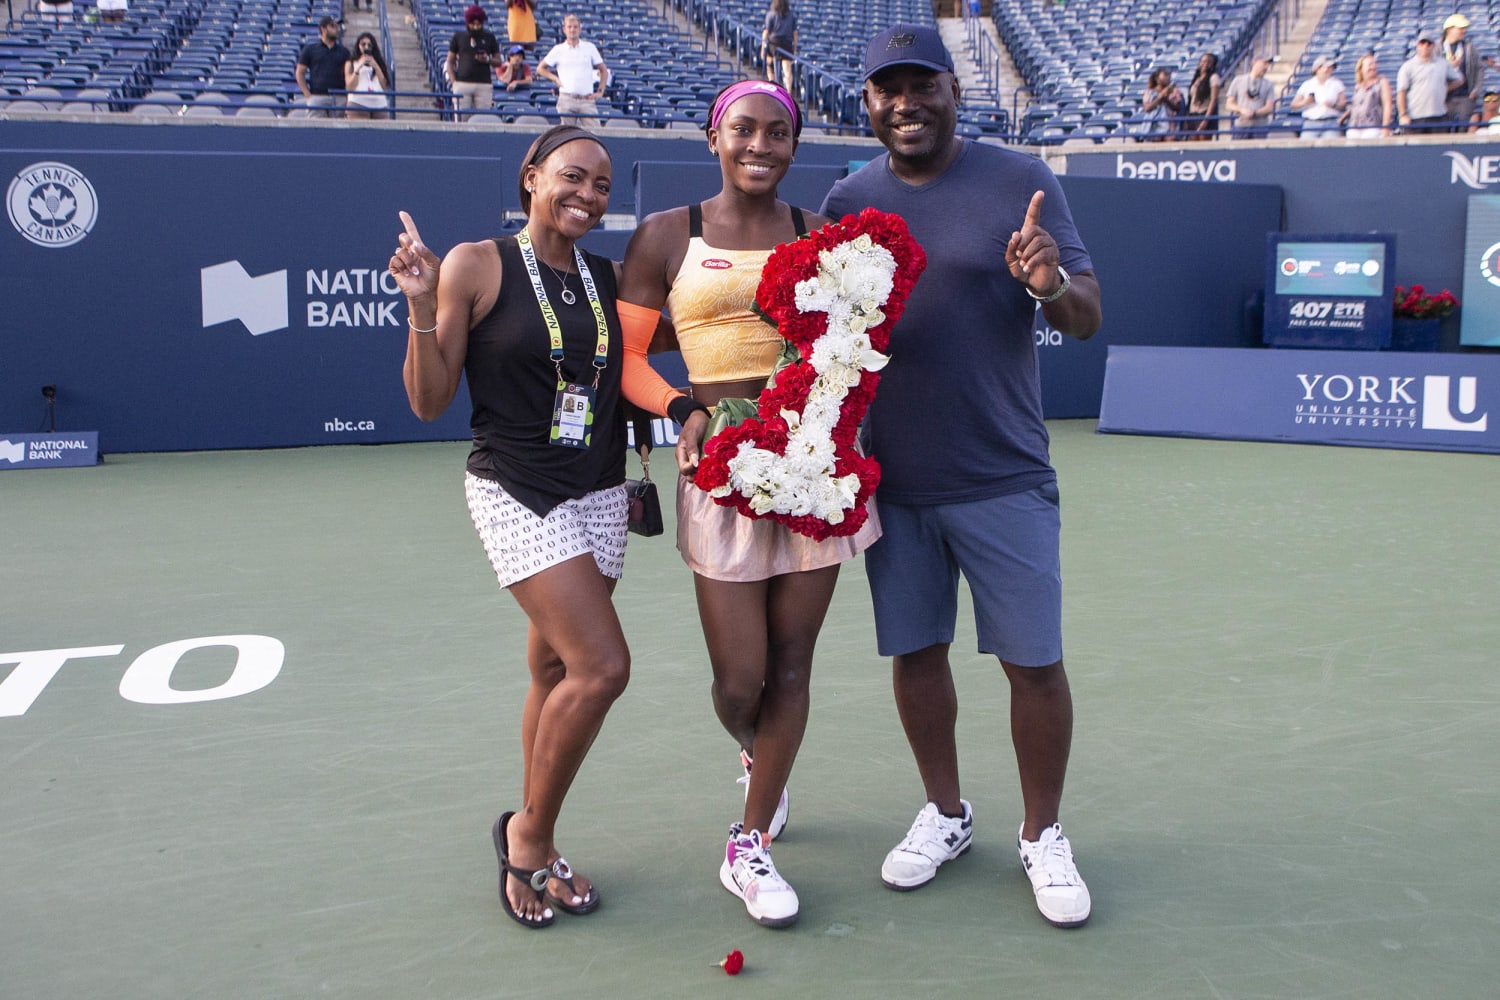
[709,80,800,132]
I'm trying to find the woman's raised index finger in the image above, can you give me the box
[399,210,424,247]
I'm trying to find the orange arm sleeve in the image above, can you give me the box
[618,299,686,418]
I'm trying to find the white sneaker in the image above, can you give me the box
[880,800,973,890]
[737,749,789,841]
[719,822,799,928]
[1018,823,1091,927]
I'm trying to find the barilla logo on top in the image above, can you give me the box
[701,258,733,269]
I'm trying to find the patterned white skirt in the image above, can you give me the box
[465,473,628,588]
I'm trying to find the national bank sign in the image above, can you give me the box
[0,431,100,469]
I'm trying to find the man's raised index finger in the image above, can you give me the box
[1023,190,1045,229]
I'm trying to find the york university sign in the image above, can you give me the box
[1293,372,1488,434]
[1098,347,1500,455]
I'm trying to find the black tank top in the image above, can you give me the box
[464,235,626,517]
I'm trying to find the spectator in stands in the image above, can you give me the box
[344,33,391,120]
[1290,57,1346,139]
[1224,57,1275,139]
[1397,29,1462,135]
[498,45,535,92]
[1478,90,1500,131]
[447,5,502,121]
[615,78,865,931]
[388,125,628,931]
[1139,68,1183,139]
[1442,14,1486,131]
[1344,53,1393,139]
[97,0,128,23]
[507,0,538,47]
[539,14,610,128]
[761,0,798,91]
[1183,52,1223,140]
[36,0,73,22]
[821,24,1101,931]
[296,17,351,119]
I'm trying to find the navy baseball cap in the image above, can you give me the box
[863,24,954,81]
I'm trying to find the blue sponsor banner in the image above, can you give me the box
[0,431,99,468]
[4,148,497,453]
[1062,141,1500,352]
[1099,346,1498,453]
[1,122,1284,448]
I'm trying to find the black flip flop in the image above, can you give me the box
[492,811,555,929]
[543,856,601,915]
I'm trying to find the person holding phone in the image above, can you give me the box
[448,5,502,121]
[344,33,391,119]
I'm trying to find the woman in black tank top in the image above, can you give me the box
[388,125,627,930]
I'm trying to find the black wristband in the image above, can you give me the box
[667,395,710,426]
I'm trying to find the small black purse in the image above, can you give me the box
[625,404,664,537]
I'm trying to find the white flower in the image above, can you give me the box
[720,226,905,530]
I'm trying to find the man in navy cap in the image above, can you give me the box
[821,24,1101,929]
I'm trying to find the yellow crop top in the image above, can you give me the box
[666,237,783,383]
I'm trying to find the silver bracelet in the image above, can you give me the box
[409,318,438,335]
[1026,265,1071,304]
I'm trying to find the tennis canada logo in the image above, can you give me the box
[7,161,99,248]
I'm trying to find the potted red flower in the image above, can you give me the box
[1390,284,1458,351]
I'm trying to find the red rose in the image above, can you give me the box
[719,949,745,975]
[697,209,925,538]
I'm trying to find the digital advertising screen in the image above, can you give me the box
[1263,233,1395,350]
[1273,240,1388,297]
[1461,194,1500,347]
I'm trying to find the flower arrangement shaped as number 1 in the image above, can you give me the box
[693,208,927,540]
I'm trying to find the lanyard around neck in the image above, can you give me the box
[515,227,609,388]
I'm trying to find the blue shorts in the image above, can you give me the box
[865,483,1063,666]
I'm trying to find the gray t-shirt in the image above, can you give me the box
[1397,56,1461,118]
[820,141,1092,504]
[1226,72,1273,121]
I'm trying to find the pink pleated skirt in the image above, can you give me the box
[676,475,882,582]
